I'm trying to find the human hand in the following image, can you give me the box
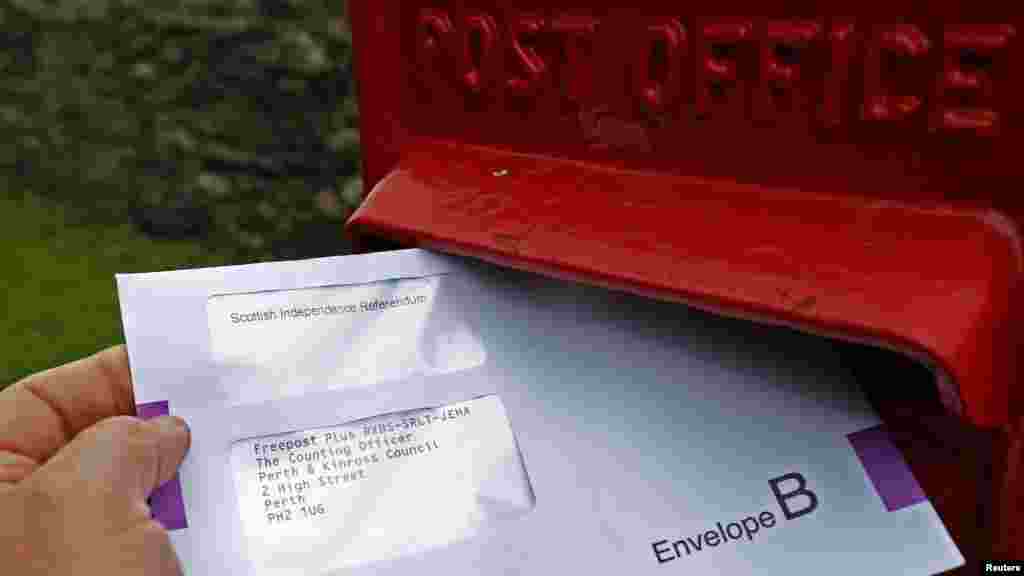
[0,346,190,575]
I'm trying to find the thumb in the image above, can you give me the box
[33,415,190,507]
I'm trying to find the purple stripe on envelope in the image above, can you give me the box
[847,424,926,512]
[136,401,189,531]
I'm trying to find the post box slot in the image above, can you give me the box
[348,140,1020,429]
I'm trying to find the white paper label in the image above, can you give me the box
[207,276,488,406]
[230,395,534,576]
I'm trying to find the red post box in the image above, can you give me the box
[343,3,1024,571]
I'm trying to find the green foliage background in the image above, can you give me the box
[1,0,363,383]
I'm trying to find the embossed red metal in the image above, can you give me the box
[344,1,1024,570]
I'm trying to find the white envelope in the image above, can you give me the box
[116,248,963,576]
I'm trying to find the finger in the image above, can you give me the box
[112,518,186,576]
[0,346,135,464]
[33,415,190,505]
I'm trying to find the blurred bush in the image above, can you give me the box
[0,0,362,261]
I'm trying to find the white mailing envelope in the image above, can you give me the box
[116,248,963,576]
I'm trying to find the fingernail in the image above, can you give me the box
[153,415,189,436]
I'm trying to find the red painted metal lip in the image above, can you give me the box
[347,138,1022,428]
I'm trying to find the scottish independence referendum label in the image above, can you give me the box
[230,395,534,575]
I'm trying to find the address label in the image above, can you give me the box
[230,395,534,575]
